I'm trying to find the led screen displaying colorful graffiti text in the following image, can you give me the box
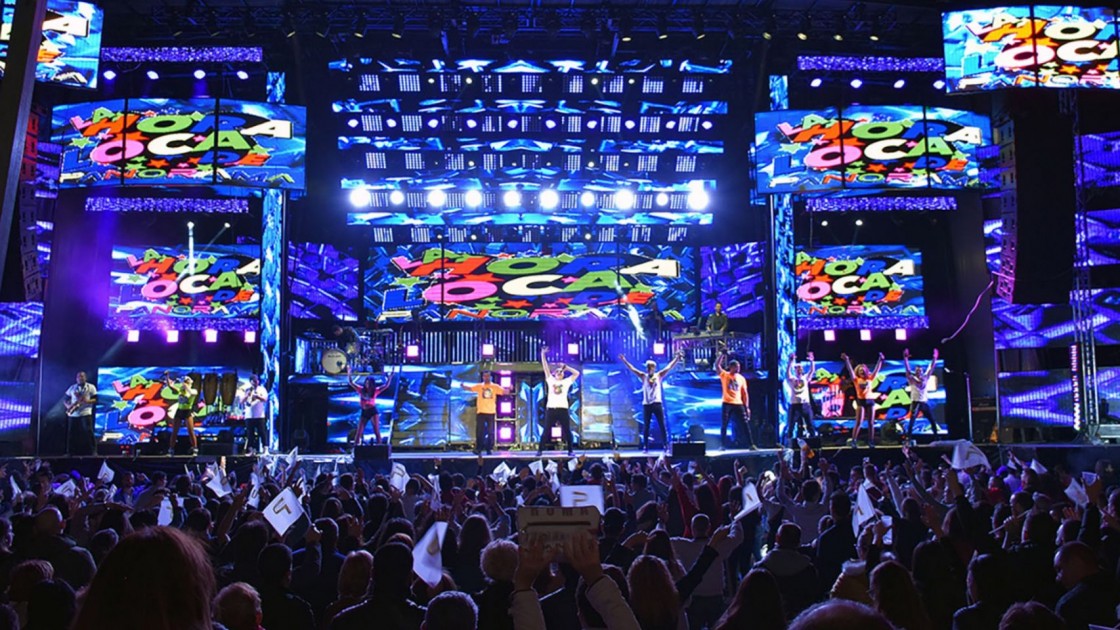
[754,106,991,193]
[801,360,944,433]
[107,245,260,331]
[365,243,696,323]
[52,99,306,189]
[0,0,103,89]
[795,246,927,329]
[943,6,1120,92]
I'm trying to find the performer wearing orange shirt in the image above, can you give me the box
[716,351,755,450]
[461,370,507,455]
[841,352,884,447]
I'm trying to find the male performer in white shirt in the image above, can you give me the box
[64,371,97,455]
[539,345,579,455]
[903,348,940,440]
[786,352,819,445]
[243,374,269,455]
[619,351,683,452]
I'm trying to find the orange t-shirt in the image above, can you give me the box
[854,376,874,400]
[468,383,504,415]
[719,371,747,405]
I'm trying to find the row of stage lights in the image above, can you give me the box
[126,329,258,344]
[101,69,252,82]
[348,187,711,210]
[821,329,909,342]
[404,340,672,363]
[809,77,946,90]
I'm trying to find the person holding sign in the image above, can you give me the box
[539,346,579,456]
[903,348,940,441]
[461,370,507,455]
[716,351,755,450]
[347,364,397,450]
[841,352,884,447]
[619,350,684,452]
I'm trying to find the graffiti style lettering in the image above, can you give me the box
[794,247,925,321]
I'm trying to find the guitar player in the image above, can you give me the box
[64,371,97,455]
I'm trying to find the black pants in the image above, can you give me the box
[65,415,95,456]
[476,413,495,453]
[245,417,266,452]
[785,403,817,442]
[907,402,937,435]
[721,403,754,447]
[540,407,573,452]
[642,403,668,448]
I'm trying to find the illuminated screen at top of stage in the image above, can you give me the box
[795,245,927,330]
[331,58,729,226]
[107,245,261,331]
[0,0,103,89]
[942,6,1119,93]
[364,242,697,323]
[51,98,307,190]
[753,106,991,193]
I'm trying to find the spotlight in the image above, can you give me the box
[894,79,907,89]
[539,189,559,210]
[166,330,180,344]
[933,79,946,90]
[193,69,206,80]
[103,69,117,81]
[469,233,478,241]
[466,119,478,129]
[507,119,518,129]
[392,13,404,38]
[860,329,872,342]
[686,189,710,211]
[855,219,864,226]
[348,189,372,208]
[567,342,580,356]
[587,120,598,130]
[244,330,257,343]
[498,372,513,390]
[427,119,440,129]
[496,421,515,443]
[833,32,844,41]
[389,190,406,205]
[187,221,195,229]
[405,343,421,360]
[850,78,863,89]
[204,329,218,343]
[624,120,636,130]
[579,191,596,208]
[655,192,670,207]
[481,343,495,358]
[146,69,159,80]
[126,329,140,343]
[583,232,592,241]
[551,426,563,439]
[386,119,398,128]
[544,119,557,129]
[821,220,829,227]
[614,189,636,210]
[797,31,808,41]
[347,119,359,128]
[653,342,666,356]
[503,190,522,208]
[657,13,669,39]
[465,190,484,208]
[810,78,823,88]
[700,120,713,130]
[223,222,231,229]
[895,329,908,341]
[427,189,447,207]
[823,330,837,342]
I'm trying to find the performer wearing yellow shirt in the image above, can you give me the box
[461,370,507,455]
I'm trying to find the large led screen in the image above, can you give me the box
[943,6,1120,93]
[365,243,697,323]
[795,246,927,330]
[52,99,307,189]
[288,243,360,321]
[0,0,103,89]
[700,242,766,320]
[754,106,991,193]
[94,367,252,444]
[107,245,261,331]
[333,58,729,226]
[998,367,1120,428]
[803,360,945,434]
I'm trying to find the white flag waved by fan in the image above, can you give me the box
[560,485,604,515]
[157,497,174,526]
[389,463,408,493]
[951,441,992,471]
[263,487,305,536]
[1065,478,1090,508]
[97,461,115,484]
[413,521,448,588]
[1029,459,1048,475]
[734,482,762,521]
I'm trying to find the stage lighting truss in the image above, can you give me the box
[344,187,715,212]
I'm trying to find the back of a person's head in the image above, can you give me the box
[257,543,292,585]
[967,554,1007,604]
[480,539,517,583]
[911,540,952,587]
[213,582,262,630]
[9,560,53,602]
[717,569,785,630]
[870,560,928,630]
[72,526,215,630]
[0,603,17,630]
[643,530,675,562]
[577,565,628,628]
[602,507,626,537]
[53,546,96,591]
[422,590,477,630]
[88,528,118,566]
[337,550,374,599]
[229,520,269,565]
[379,517,415,547]
[1023,510,1057,545]
[829,492,852,519]
[802,478,822,503]
[184,508,211,535]
[315,517,340,551]
[25,580,76,630]
[457,514,492,556]
[626,555,680,630]
[777,523,802,549]
[1000,602,1066,630]
[901,497,922,522]
[790,600,894,630]
[373,542,414,595]
[691,513,712,538]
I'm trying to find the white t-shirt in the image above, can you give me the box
[66,383,97,417]
[908,373,930,403]
[545,375,576,409]
[788,375,811,404]
[642,373,663,405]
[247,385,268,417]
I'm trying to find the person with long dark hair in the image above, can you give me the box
[714,569,786,630]
[347,364,397,449]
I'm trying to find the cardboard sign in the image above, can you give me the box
[559,485,604,515]
[413,521,448,588]
[263,487,304,536]
[733,482,761,521]
[518,506,601,554]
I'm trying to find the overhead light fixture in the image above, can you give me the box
[193,69,206,80]
[236,70,249,80]
[657,13,669,39]
[389,190,406,205]
[146,69,160,80]
[427,189,447,207]
[539,189,559,210]
[103,69,117,81]
[855,218,864,226]
[894,79,906,89]
[810,77,823,88]
[348,189,372,208]
[821,220,829,227]
[392,13,404,38]
[503,190,522,208]
[465,190,484,208]
[580,191,596,207]
[614,189,636,210]
[850,78,863,89]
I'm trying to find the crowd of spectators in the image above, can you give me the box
[0,442,1114,630]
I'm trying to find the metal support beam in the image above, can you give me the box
[0,0,47,296]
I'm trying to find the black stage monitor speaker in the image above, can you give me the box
[200,442,239,456]
[669,442,706,458]
[355,444,391,461]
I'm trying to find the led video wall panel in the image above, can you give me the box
[0,303,42,440]
[700,242,766,320]
[364,243,697,324]
[0,0,103,89]
[288,243,360,321]
[107,245,261,331]
[795,245,927,330]
[94,367,251,444]
[943,6,1120,92]
[804,360,945,432]
[51,99,306,189]
[1080,132,1120,189]
[332,58,730,226]
[754,106,991,193]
